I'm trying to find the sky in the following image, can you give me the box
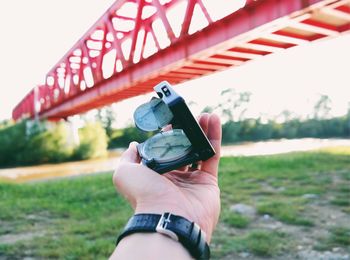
[0,0,349,124]
[0,0,116,121]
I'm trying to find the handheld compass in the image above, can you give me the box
[133,81,215,174]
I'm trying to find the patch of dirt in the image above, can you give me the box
[220,253,297,260]
[217,173,350,260]
[297,249,350,260]
[0,212,53,245]
[0,231,45,245]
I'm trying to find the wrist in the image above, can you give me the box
[116,213,210,259]
[135,201,213,242]
[135,200,193,222]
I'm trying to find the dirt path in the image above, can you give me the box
[0,151,121,183]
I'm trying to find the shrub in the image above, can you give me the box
[0,120,108,167]
[108,126,152,148]
[74,122,108,160]
[0,121,75,166]
[21,122,74,164]
[0,121,27,166]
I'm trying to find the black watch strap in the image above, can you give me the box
[116,213,210,259]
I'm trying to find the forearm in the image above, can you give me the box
[110,233,192,260]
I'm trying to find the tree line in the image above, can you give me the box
[0,120,107,168]
[106,91,350,147]
[0,90,348,167]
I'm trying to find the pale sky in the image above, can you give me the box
[0,0,116,121]
[0,1,349,124]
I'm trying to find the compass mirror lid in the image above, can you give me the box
[133,97,174,132]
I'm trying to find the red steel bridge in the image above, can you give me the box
[12,0,350,120]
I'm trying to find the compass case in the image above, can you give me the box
[154,81,215,161]
[135,81,216,174]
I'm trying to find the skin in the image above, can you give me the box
[110,113,222,259]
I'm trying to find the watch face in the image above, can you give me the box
[133,98,173,132]
[140,129,192,163]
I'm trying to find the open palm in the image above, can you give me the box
[113,113,221,242]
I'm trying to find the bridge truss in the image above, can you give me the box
[12,0,350,120]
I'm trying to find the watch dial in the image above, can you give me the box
[141,129,192,163]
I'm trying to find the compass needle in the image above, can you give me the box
[140,129,191,162]
[159,146,171,158]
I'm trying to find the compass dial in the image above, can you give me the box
[140,129,192,163]
[133,98,173,131]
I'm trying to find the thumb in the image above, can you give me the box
[120,142,140,163]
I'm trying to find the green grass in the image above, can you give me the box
[0,174,132,259]
[221,211,251,228]
[1,148,350,259]
[212,229,288,258]
[240,230,287,256]
[257,200,314,226]
[315,226,350,251]
[330,182,350,207]
[280,185,324,196]
[329,227,350,246]
[330,197,350,206]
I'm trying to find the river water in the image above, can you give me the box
[1,138,349,183]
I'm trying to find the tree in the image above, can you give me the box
[346,102,350,136]
[277,110,297,123]
[96,106,116,138]
[313,95,332,119]
[201,106,214,113]
[216,88,251,122]
[74,122,108,160]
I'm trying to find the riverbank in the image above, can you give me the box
[1,138,349,183]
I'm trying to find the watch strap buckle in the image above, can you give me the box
[156,212,179,241]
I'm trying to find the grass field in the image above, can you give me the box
[1,148,350,259]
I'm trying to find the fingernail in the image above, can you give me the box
[129,141,138,148]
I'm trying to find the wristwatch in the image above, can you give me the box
[116,213,210,259]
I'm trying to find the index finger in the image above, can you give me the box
[120,142,141,163]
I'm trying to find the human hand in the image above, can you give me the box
[113,113,221,242]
